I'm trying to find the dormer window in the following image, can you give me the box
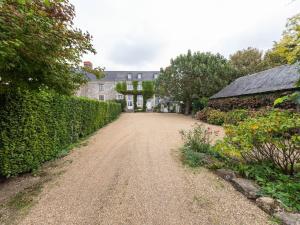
[137,73,142,79]
[154,74,159,79]
[127,73,132,80]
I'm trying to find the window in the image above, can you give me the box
[99,84,104,91]
[137,73,142,79]
[127,95,133,107]
[127,73,132,80]
[99,95,105,101]
[127,83,133,90]
[116,94,124,100]
[137,82,142,91]
[154,74,159,79]
[137,95,143,107]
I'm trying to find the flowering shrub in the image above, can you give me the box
[180,125,223,167]
[215,110,300,175]
[180,124,213,153]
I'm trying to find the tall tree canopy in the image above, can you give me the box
[0,0,96,95]
[268,13,300,64]
[229,47,271,76]
[156,50,237,114]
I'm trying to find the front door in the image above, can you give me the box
[127,95,134,110]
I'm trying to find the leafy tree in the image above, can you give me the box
[0,0,96,95]
[270,13,300,64]
[272,13,300,110]
[156,50,237,114]
[229,47,269,76]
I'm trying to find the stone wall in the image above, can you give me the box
[76,81,119,101]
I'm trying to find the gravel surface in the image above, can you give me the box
[20,113,270,225]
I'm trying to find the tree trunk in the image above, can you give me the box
[184,101,190,115]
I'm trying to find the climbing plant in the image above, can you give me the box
[115,81,154,111]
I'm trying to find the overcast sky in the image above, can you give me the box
[70,0,300,71]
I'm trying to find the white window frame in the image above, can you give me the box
[99,95,105,101]
[137,73,142,79]
[127,73,132,80]
[154,74,158,79]
[116,94,123,100]
[127,95,134,109]
[127,83,133,91]
[99,83,104,91]
[137,82,142,91]
[137,95,143,107]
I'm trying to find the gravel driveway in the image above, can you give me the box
[20,113,270,225]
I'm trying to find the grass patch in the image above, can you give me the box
[8,182,44,210]
[181,147,205,167]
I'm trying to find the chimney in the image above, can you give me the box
[83,61,93,69]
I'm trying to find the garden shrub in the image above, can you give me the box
[0,90,121,177]
[180,125,212,153]
[206,109,226,125]
[208,91,296,111]
[215,110,300,175]
[192,97,208,114]
[224,109,249,125]
[180,124,224,168]
[195,107,226,125]
[195,107,213,121]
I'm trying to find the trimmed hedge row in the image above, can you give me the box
[0,90,121,177]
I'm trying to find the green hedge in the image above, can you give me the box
[0,90,121,177]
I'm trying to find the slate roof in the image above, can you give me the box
[82,71,160,82]
[210,64,300,99]
[101,71,159,81]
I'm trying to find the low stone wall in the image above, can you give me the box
[215,169,300,225]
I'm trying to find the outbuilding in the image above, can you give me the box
[209,64,300,110]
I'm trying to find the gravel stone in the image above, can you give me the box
[20,113,270,225]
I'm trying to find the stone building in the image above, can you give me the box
[209,64,300,110]
[77,70,160,111]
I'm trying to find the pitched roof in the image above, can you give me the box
[101,71,159,81]
[82,70,159,82]
[210,64,300,99]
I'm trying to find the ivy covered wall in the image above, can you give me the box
[115,81,154,111]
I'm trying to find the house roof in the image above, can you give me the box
[82,71,159,82]
[210,64,300,99]
[101,71,160,81]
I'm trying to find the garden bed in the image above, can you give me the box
[181,110,300,224]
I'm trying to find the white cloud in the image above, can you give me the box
[70,0,300,70]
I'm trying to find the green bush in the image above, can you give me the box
[192,97,208,114]
[114,99,126,112]
[215,110,300,175]
[236,162,300,211]
[195,107,212,121]
[196,108,226,125]
[224,109,249,125]
[207,109,226,125]
[0,90,121,177]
